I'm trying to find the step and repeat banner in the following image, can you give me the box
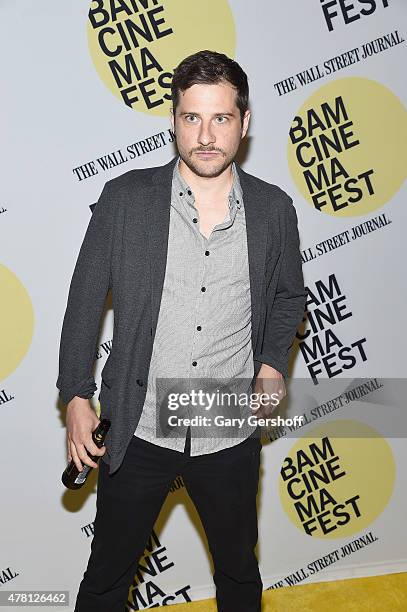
[1,1,406,609]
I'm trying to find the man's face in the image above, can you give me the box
[171,81,250,178]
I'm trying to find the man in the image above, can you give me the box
[57,50,307,612]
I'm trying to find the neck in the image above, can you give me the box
[178,158,234,201]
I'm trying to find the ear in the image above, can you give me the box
[170,107,175,133]
[241,109,251,139]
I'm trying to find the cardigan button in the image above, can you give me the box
[136,379,144,387]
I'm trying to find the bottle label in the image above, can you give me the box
[74,464,91,485]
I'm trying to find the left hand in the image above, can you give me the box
[250,364,286,419]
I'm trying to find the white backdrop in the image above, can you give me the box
[1,1,406,609]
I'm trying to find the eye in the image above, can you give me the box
[215,115,228,124]
[185,114,198,123]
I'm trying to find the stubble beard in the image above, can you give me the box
[178,146,236,178]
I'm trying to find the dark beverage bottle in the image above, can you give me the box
[61,419,111,489]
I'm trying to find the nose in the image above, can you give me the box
[198,120,216,147]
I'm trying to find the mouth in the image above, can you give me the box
[194,150,221,159]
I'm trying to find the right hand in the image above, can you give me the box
[66,397,106,472]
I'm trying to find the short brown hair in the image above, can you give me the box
[171,50,249,123]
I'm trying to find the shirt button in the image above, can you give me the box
[179,192,183,196]
[205,250,210,256]
[187,190,192,196]
[136,379,144,387]
[201,286,206,292]
[197,325,202,331]
[193,218,198,223]
[192,361,197,366]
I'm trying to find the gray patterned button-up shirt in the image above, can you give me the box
[133,157,257,454]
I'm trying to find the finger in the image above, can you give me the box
[254,406,264,419]
[264,407,276,418]
[85,438,106,458]
[77,442,99,469]
[278,387,286,401]
[70,440,84,473]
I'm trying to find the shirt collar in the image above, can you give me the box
[172,156,242,210]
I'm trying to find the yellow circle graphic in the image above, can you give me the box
[279,420,396,539]
[87,0,236,116]
[0,264,34,380]
[287,77,407,217]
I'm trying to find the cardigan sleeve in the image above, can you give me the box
[56,180,115,405]
[254,194,307,378]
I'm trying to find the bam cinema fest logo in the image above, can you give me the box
[279,420,395,538]
[320,0,390,32]
[296,273,367,383]
[87,0,236,116]
[128,530,192,608]
[287,77,407,217]
[0,264,34,398]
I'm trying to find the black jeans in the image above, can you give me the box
[75,426,263,612]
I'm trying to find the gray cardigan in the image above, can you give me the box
[56,156,307,474]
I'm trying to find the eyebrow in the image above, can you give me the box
[179,112,236,117]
